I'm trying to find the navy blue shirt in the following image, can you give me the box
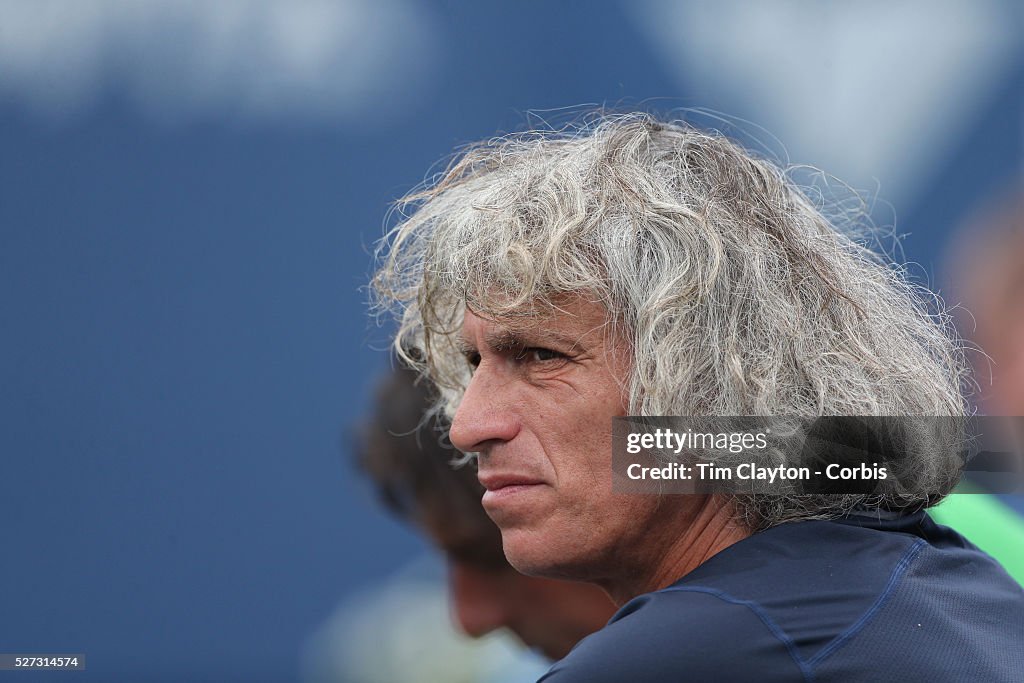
[539,511,1024,682]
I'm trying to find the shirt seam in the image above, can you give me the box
[657,585,815,683]
[659,537,927,681]
[806,537,927,668]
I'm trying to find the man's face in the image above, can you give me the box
[448,296,672,581]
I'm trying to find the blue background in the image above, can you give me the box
[1,2,1020,681]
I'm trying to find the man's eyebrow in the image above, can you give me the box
[459,328,585,354]
[455,336,477,355]
[486,330,527,352]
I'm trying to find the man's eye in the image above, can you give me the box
[465,352,481,369]
[519,347,564,363]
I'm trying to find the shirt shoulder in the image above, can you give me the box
[537,586,808,682]
[540,514,1024,682]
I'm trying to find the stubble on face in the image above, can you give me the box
[451,297,679,582]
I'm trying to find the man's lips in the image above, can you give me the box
[478,473,547,508]
[477,472,546,492]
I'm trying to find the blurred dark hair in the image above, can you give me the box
[354,360,506,568]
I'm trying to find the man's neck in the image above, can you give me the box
[602,495,751,606]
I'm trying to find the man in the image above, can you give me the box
[356,364,615,661]
[372,114,1024,680]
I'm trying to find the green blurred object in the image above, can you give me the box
[930,490,1024,584]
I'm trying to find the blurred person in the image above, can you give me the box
[946,183,1024,417]
[373,114,1024,681]
[929,182,1024,578]
[355,363,615,661]
[301,566,550,683]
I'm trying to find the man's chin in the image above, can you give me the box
[500,529,590,580]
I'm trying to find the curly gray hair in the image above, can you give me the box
[372,113,968,528]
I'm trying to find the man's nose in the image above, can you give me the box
[448,563,507,639]
[448,363,519,453]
